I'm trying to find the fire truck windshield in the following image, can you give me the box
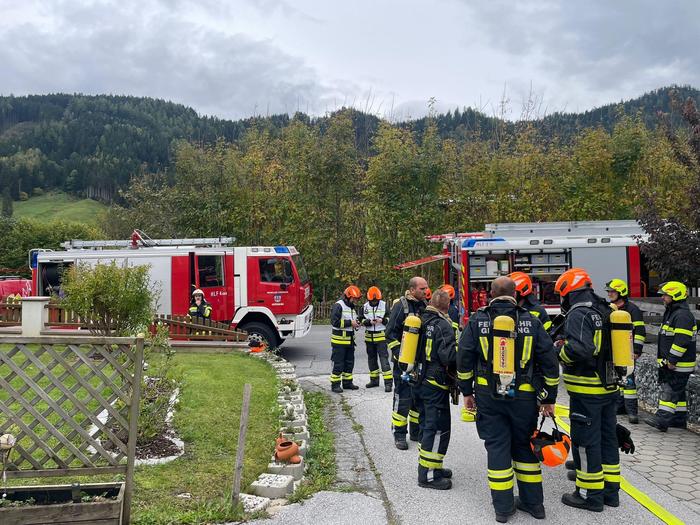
[292,254,309,283]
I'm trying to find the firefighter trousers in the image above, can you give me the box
[392,360,420,439]
[330,343,356,387]
[417,383,451,482]
[617,371,638,416]
[570,394,620,507]
[656,369,690,427]
[366,341,392,385]
[475,393,543,513]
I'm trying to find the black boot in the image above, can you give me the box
[566,470,576,482]
[418,477,452,490]
[343,382,360,390]
[436,468,452,479]
[561,491,603,512]
[628,414,639,424]
[644,416,668,432]
[384,381,393,393]
[409,427,420,442]
[331,384,343,394]
[565,460,575,470]
[516,496,545,519]
[394,436,408,450]
[365,377,380,388]
[669,420,687,429]
[604,493,620,507]
[495,507,516,523]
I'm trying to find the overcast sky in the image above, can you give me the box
[1,0,698,120]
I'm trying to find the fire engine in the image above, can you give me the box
[397,220,656,323]
[29,231,314,346]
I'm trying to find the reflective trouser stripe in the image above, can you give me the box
[676,401,687,412]
[331,337,352,345]
[330,374,341,384]
[544,376,559,386]
[488,468,514,490]
[392,412,408,427]
[383,370,393,380]
[603,464,621,484]
[576,469,604,490]
[458,370,474,380]
[369,369,380,378]
[623,388,637,399]
[408,410,420,424]
[419,447,445,469]
[658,400,676,413]
[513,461,542,483]
[342,373,353,381]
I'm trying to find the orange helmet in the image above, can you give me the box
[367,286,382,301]
[344,285,361,299]
[440,284,456,299]
[425,287,432,300]
[554,268,592,297]
[509,271,533,296]
[530,417,571,467]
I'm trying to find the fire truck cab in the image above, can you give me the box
[423,220,655,323]
[30,234,314,347]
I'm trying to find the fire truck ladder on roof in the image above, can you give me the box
[61,229,235,249]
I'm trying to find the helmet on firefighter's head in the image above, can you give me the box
[658,281,687,302]
[605,278,628,299]
[440,284,456,300]
[192,289,204,298]
[425,287,432,300]
[367,286,382,301]
[509,271,533,297]
[554,268,592,297]
[530,420,571,467]
[344,285,361,300]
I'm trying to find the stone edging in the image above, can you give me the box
[239,351,309,514]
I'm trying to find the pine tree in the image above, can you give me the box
[2,187,13,217]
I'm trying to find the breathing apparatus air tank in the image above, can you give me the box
[610,309,634,367]
[492,315,516,395]
[398,314,422,373]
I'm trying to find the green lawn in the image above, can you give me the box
[13,192,107,226]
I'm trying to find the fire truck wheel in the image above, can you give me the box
[240,321,279,349]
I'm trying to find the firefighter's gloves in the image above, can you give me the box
[616,423,635,454]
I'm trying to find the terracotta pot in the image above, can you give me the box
[289,454,302,464]
[275,440,300,462]
[275,434,286,446]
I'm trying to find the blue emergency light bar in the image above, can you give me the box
[274,246,290,253]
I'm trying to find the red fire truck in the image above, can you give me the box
[397,220,656,323]
[30,232,313,346]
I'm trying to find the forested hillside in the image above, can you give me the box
[1,86,698,203]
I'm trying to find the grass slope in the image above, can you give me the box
[13,192,107,226]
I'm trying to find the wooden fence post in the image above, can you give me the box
[231,383,252,507]
[123,337,144,525]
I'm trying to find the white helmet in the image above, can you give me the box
[192,289,204,297]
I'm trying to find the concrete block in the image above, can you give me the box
[239,493,271,513]
[278,373,297,381]
[250,473,295,499]
[267,456,305,480]
[280,417,307,428]
[282,427,310,441]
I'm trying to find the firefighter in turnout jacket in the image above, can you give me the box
[416,289,457,490]
[386,276,429,450]
[605,279,646,424]
[360,286,392,391]
[189,289,213,320]
[555,268,620,512]
[509,272,552,332]
[440,284,461,336]
[330,285,362,393]
[645,281,698,431]
[458,277,560,523]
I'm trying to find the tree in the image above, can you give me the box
[1,187,12,217]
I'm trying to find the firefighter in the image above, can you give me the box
[440,284,461,336]
[330,285,362,393]
[605,279,646,424]
[645,281,697,431]
[360,286,392,392]
[386,276,429,450]
[416,289,457,490]
[555,268,620,512]
[458,277,559,522]
[509,272,552,332]
[189,289,213,320]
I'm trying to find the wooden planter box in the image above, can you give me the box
[0,482,124,525]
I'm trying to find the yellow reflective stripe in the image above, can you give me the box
[479,336,489,360]
[566,384,617,395]
[563,373,601,384]
[593,329,602,355]
[427,379,449,391]
[674,327,694,336]
[425,338,433,361]
[576,469,604,480]
[489,479,515,490]
[577,478,605,490]
[633,321,645,327]
[419,458,444,469]
[521,336,533,367]
[543,320,552,331]
[530,310,541,317]
[634,334,646,342]
[392,412,408,426]
[661,324,672,331]
[513,461,541,471]
[458,370,474,380]
[544,376,559,386]
[488,468,514,478]
[408,410,419,423]
[559,347,573,364]
[477,376,488,385]
[330,374,341,383]
[388,340,400,349]
[419,448,445,460]
[515,472,543,483]
[518,384,535,392]
[670,344,686,355]
[659,400,676,409]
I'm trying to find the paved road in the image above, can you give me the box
[272,326,700,525]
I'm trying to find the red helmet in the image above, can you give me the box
[344,285,361,299]
[440,284,456,299]
[367,286,382,301]
[530,417,571,467]
[509,272,533,296]
[425,287,432,300]
[554,268,592,297]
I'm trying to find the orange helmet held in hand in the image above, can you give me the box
[530,416,571,467]
[440,284,456,299]
[367,286,382,301]
[344,285,361,299]
[554,268,592,297]
[509,272,533,297]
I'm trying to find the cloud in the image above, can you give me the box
[0,0,343,118]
